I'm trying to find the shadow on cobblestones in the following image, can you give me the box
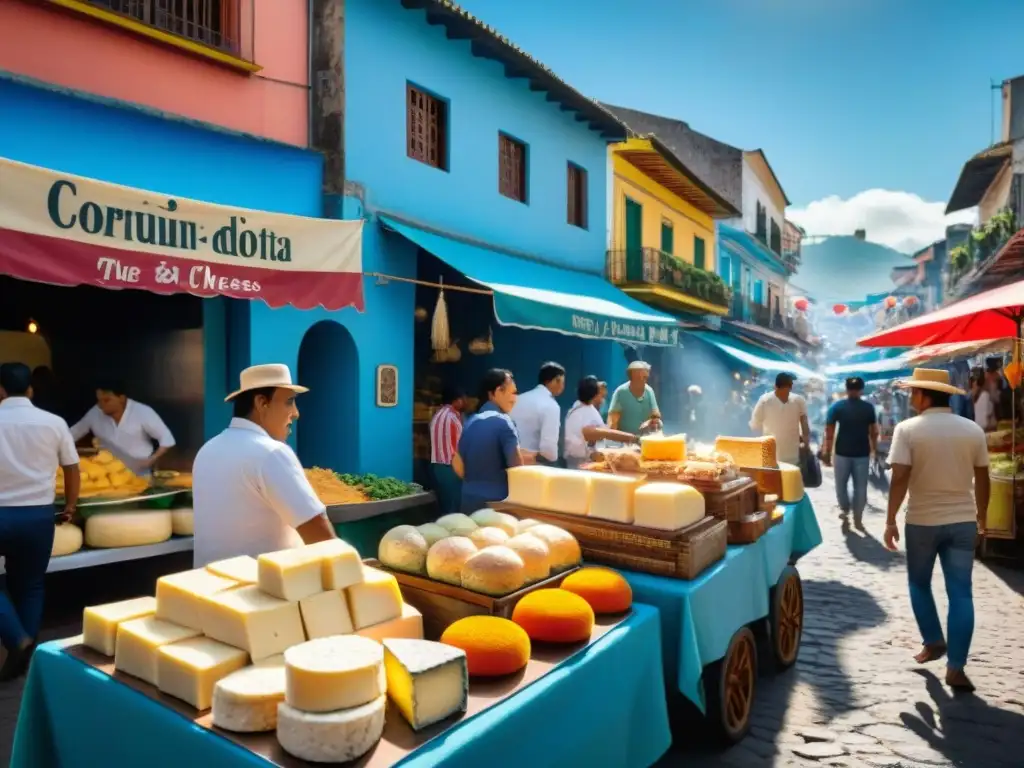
[841,523,902,572]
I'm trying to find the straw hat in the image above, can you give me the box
[895,368,966,396]
[225,364,309,402]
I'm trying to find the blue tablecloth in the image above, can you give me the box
[11,604,671,768]
[623,495,822,713]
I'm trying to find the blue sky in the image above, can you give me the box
[457,0,1023,212]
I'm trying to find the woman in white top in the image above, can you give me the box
[564,376,638,468]
[970,374,995,431]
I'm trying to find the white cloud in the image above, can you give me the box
[788,189,977,254]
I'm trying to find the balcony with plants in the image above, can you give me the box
[606,247,732,315]
[947,209,1019,295]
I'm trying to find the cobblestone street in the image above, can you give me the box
[664,469,1024,768]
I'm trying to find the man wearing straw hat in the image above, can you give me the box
[192,364,337,567]
[885,368,990,692]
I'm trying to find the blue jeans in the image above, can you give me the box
[834,454,869,517]
[431,463,462,516]
[905,522,976,670]
[0,505,55,648]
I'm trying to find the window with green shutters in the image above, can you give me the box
[661,221,674,254]
[694,236,706,269]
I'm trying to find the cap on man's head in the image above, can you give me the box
[846,377,865,391]
[627,360,652,372]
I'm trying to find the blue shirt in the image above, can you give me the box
[458,402,520,511]
[826,397,877,458]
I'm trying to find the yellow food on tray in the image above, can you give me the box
[640,433,687,462]
[57,451,149,498]
[714,436,778,469]
[304,467,368,505]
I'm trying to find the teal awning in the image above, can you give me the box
[380,215,681,346]
[687,330,823,380]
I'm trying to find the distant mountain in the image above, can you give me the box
[794,236,914,304]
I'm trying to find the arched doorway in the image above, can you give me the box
[297,320,359,473]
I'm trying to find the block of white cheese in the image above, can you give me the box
[356,604,424,643]
[378,525,429,575]
[633,482,706,531]
[156,568,240,631]
[640,433,687,462]
[284,635,385,712]
[778,462,805,502]
[541,469,594,516]
[383,638,468,731]
[505,466,556,508]
[206,555,259,585]
[157,636,249,710]
[468,509,519,536]
[201,585,306,661]
[52,523,83,557]
[426,536,478,585]
[258,547,325,602]
[212,661,286,732]
[170,509,194,536]
[85,510,173,548]
[276,695,386,764]
[298,589,354,639]
[114,616,201,685]
[304,538,365,590]
[83,596,157,656]
[588,473,644,524]
[345,566,403,630]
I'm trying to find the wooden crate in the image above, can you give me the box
[367,559,578,640]
[729,511,769,545]
[492,503,727,580]
[739,466,783,497]
[685,477,759,522]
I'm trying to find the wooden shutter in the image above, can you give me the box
[499,134,526,202]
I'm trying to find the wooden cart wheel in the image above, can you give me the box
[704,626,758,744]
[769,565,803,669]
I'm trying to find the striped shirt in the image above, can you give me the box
[429,405,463,464]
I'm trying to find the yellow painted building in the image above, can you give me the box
[608,136,738,315]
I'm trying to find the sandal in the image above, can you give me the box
[946,668,975,692]
[914,642,947,664]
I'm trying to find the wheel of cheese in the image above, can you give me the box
[524,525,581,572]
[512,588,594,643]
[460,546,526,596]
[52,523,83,557]
[426,536,477,585]
[284,636,385,712]
[468,526,509,549]
[440,616,531,677]
[378,525,429,574]
[277,695,386,764]
[85,510,173,548]
[171,509,194,536]
[559,567,633,614]
[213,663,287,733]
[504,533,552,582]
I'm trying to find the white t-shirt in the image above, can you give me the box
[71,399,175,472]
[191,418,325,567]
[510,385,561,462]
[0,397,79,506]
[564,401,605,460]
[973,391,994,430]
[888,407,988,527]
[749,392,807,464]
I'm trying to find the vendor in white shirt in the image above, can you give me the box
[191,364,337,567]
[749,372,810,464]
[510,362,566,465]
[564,376,638,469]
[70,381,175,474]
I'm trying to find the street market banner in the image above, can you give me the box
[0,157,364,311]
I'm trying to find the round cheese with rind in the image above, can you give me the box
[284,636,385,713]
[469,526,509,548]
[276,695,386,763]
[435,513,478,536]
[378,525,429,574]
[213,662,287,733]
[85,510,173,548]
[52,523,83,557]
[170,509,194,536]
[426,536,477,585]
[416,523,450,547]
[469,509,518,536]
[525,524,581,572]
[504,533,552,582]
[460,546,526,596]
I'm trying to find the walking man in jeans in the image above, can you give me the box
[884,369,989,692]
[821,376,877,528]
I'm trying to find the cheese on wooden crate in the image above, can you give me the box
[426,536,478,585]
[114,616,201,685]
[284,636,385,713]
[83,596,157,656]
[345,566,403,630]
[298,589,354,639]
[469,509,519,536]
[460,546,527,596]
[378,525,430,574]
[356,603,424,643]
[212,662,286,733]
[633,483,706,531]
[52,523,83,557]
[714,436,778,468]
[382,638,468,731]
[304,538,365,590]
[504,533,552,582]
[588,474,643,523]
[206,555,259,584]
[157,636,249,710]
[201,585,306,661]
[542,469,594,516]
[276,696,386,764]
[156,568,240,631]
[85,510,173,548]
[258,547,325,602]
[505,465,557,508]
[640,434,687,462]
[778,462,805,502]
[170,509,194,536]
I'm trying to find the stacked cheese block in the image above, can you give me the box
[714,435,804,502]
[505,464,706,532]
[81,540,425,737]
[378,510,582,596]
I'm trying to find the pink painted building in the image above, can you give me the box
[0,0,309,146]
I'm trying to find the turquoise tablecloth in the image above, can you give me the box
[11,605,671,768]
[623,495,822,713]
